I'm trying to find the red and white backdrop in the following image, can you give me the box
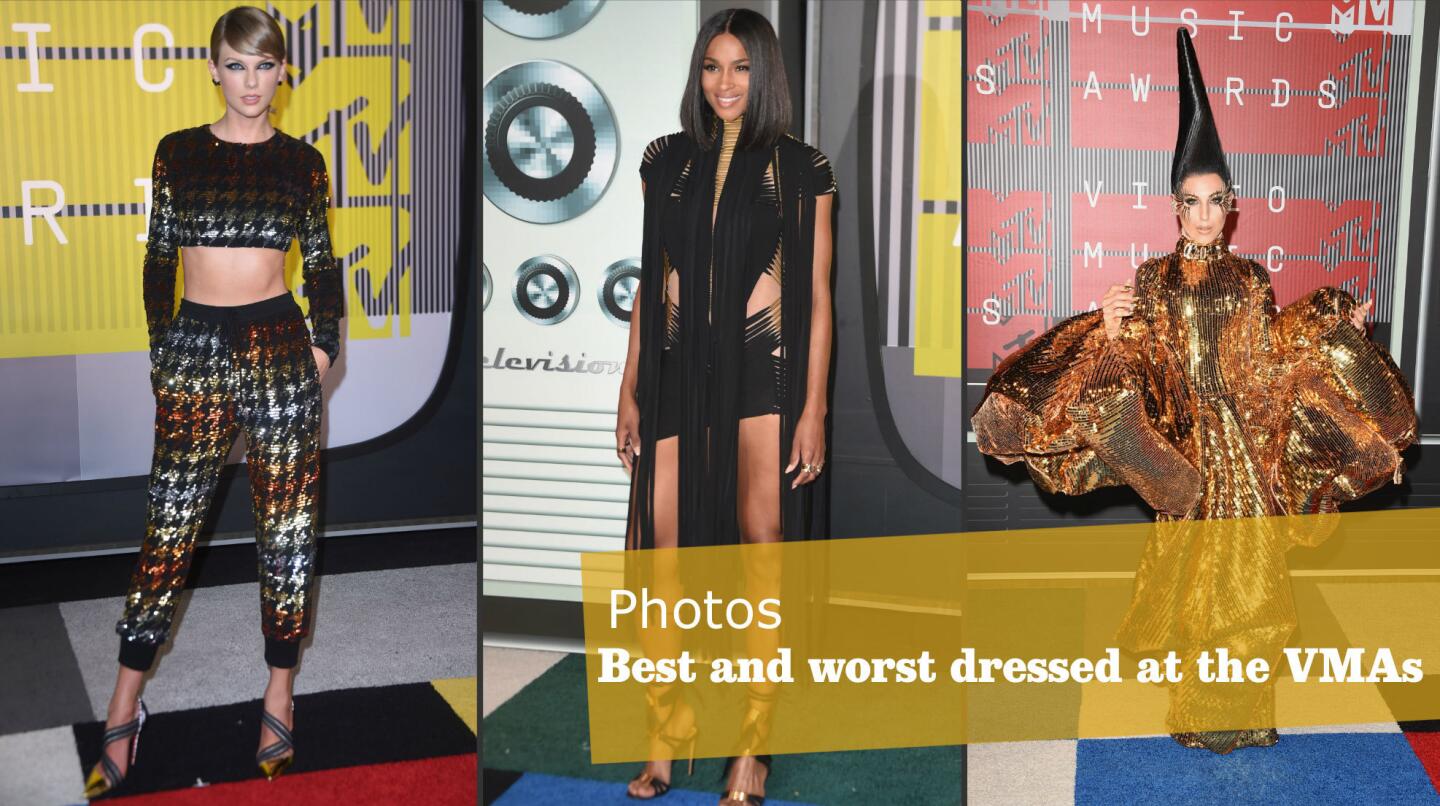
[966,0,1426,382]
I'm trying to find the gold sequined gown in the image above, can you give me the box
[973,237,1417,734]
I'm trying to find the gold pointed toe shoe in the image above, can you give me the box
[83,699,148,799]
[256,701,296,780]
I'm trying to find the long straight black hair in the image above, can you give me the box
[679,8,791,152]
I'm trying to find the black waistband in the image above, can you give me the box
[177,292,300,324]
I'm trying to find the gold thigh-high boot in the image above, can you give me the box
[627,681,698,799]
[720,682,776,806]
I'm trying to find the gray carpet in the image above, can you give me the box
[0,725,82,806]
[0,562,476,804]
[60,563,477,719]
[0,604,93,735]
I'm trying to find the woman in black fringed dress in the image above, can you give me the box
[614,8,837,804]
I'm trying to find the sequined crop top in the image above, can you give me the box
[142,124,343,364]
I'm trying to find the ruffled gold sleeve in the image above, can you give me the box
[972,261,1202,515]
[1245,267,1417,515]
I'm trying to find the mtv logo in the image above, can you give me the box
[1331,0,1393,34]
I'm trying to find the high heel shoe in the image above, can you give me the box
[256,700,295,779]
[719,685,776,806]
[83,699,147,799]
[720,754,772,806]
[627,682,699,799]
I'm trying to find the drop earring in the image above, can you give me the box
[212,78,219,85]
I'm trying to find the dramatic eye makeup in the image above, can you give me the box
[702,60,749,72]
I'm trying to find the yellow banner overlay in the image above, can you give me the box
[581,509,1440,762]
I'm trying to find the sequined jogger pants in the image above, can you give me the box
[116,292,323,671]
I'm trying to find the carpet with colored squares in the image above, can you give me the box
[0,529,478,805]
[972,724,1440,805]
[481,652,965,805]
[483,650,1440,805]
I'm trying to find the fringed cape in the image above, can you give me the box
[623,129,833,643]
[626,130,832,556]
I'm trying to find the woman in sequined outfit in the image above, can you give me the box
[84,7,342,798]
[615,8,836,804]
[972,29,1415,755]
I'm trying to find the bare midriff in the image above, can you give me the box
[179,246,289,305]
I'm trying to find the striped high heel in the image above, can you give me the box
[256,701,295,779]
[83,699,147,799]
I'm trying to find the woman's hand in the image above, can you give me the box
[616,392,640,475]
[310,346,331,381]
[1351,299,1372,333]
[785,408,826,489]
[1101,282,1135,340]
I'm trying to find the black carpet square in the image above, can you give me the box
[74,681,477,797]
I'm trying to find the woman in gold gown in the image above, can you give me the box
[971,29,1416,754]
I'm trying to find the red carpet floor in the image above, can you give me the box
[107,753,477,805]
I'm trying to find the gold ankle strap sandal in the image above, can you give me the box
[627,684,699,800]
[720,686,777,805]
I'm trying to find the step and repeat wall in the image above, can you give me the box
[960,0,1436,527]
[0,0,462,486]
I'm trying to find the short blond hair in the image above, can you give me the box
[210,6,285,62]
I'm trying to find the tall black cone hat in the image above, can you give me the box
[1171,28,1230,191]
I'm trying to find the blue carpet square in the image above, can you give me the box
[1076,733,1439,805]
